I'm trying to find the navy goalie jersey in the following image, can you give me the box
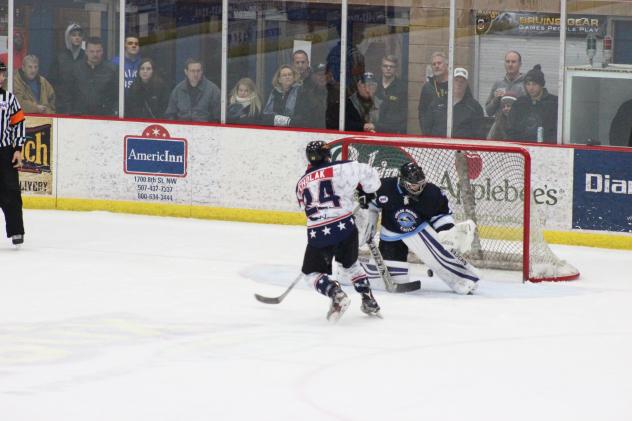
[370,177,454,241]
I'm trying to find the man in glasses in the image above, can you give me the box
[359,161,480,295]
[375,55,407,134]
[112,36,142,91]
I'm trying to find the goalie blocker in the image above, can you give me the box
[359,162,479,295]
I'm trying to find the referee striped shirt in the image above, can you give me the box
[0,88,26,150]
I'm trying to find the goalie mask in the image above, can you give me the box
[399,162,427,196]
[306,141,331,164]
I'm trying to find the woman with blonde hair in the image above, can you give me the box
[227,77,262,125]
[262,64,309,127]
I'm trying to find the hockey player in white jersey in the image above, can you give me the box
[296,140,382,321]
[360,161,480,295]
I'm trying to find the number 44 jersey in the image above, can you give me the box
[296,160,381,248]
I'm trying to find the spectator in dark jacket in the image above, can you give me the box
[418,51,449,133]
[345,72,381,133]
[68,37,117,116]
[375,55,408,134]
[48,23,85,113]
[126,58,168,119]
[165,58,221,122]
[423,68,485,139]
[261,65,309,127]
[609,99,632,147]
[293,63,328,129]
[507,64,558,143]
[487,93,516,140]
[227,77,262,125]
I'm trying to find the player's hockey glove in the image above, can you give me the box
[436,220,476,253]
[357,190,376,209]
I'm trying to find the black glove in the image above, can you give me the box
[357,190,375,209]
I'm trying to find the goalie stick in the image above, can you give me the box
[254,273,303,304]
[367,239,421,293]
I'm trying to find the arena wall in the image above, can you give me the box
[21,115,632,250]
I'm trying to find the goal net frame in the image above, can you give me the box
[335,136,579,283]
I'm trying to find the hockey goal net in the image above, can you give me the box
[335,136,579,283]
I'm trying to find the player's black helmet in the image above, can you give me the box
[306,141,331,164]
[399,162,427,196]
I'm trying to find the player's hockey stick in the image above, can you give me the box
[254,274,303,304]
[367,239,421,293]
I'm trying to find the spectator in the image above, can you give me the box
[227,77,262,125]
[294,63,328,129]
[48,23,85,113]
[345,72,381,133]
[487,94,516,140]
[13,55,56,114]
[507,64,558,143]
[375,55,407,134]
[0,29,27,71]
[484,50,526,117]
[326,24,365,87]
[126,58,168,119]
[325,65,340,130]
[68,37,117,116]
[422,68,485,139]
[293,50,311,85]
[165,58,221,122]
[609,99,632,147]
[112,36,142,91]
[261,64,309,127]
[418,52,449,134]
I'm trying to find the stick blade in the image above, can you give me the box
[254,293,283,304]
[393,280,421,293]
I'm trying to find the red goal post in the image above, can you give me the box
[334,136,579,283]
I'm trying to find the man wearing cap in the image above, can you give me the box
[346,72,381,133]
[484,50,526,117]
[49,23,86,113]
[0,61,27,246]
[422,67,484,139]
[375,55,407,134]
[293,62,328,129]
[507,64,558,143]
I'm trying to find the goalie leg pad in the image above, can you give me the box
[383,259,410,284]
[403,224,480,295]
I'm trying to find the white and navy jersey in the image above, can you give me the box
[0,89,26,149]
[296,160,380,247]
[370,177,454,242]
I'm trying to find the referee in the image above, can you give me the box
[0,61,26,246]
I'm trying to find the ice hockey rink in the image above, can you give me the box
[1,209,631,421]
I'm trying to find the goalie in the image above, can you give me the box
[359,161,480,295]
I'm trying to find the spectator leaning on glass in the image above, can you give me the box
[261,64,309,127]
[68,37,117,116]
[112,36,142,91]
[345,72,381,133]
[507,64,558,143]
[165,58,220,123]
[296,63,328,129]
[126,58,168,119]
[609,98,632,147]
[0,62,27,246]
[484,50,526,117]
[375,55,408,134]
[487,93,516,140]
[422,68,484,139]
[418,52,449,134]
[48,23,85,113]
[13,54,56,114]
[227,77,262,125]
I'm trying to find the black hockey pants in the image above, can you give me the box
[0,146,24,238]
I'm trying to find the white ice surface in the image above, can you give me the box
[1,210,631,421]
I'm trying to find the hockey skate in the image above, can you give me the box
[360,291,382,318]
[11,234,23,247]
[326,287,350,322]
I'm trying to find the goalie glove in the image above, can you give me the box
[361,209,379,245]
[436,220,476,254]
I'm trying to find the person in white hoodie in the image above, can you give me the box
[48,23,85,113]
